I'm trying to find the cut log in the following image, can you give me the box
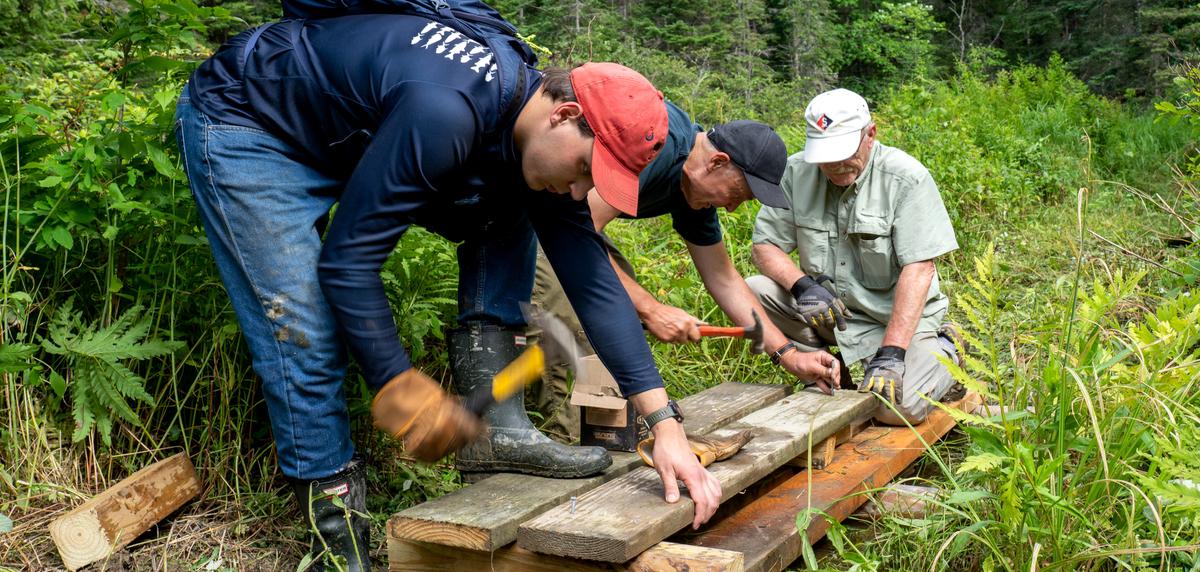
[389,382,790,551]
[49,453,201,571]
[678,392,983,572]
[517,390,876,563]
[388,538,743,571]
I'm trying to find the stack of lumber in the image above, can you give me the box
[388,382,980,571]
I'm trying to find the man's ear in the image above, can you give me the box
[550,101,584,126]
[708,151,731,172]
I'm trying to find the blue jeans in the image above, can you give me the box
[175,88,535,479]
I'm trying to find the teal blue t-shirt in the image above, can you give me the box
[622,101,723,247]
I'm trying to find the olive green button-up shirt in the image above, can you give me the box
[752,142,958,365]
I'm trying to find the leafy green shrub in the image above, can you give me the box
[819,245,1200,570]
[42,302,183,445]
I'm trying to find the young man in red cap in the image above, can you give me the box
[528,108,843,445]
[176,6,720,569]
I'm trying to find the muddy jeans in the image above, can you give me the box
[527,238,635,441]
[746,275,957,425]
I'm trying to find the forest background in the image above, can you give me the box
[1,0,1199,569]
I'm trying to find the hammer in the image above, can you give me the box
[697,309,765,354]
[460,304,582,416]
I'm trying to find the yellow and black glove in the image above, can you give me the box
[858,345,906,405]
[791,274,852,332]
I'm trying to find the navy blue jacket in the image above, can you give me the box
[188,12,664,395]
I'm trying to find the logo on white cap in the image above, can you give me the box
[802,88,872,164]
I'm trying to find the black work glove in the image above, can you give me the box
[859,345,906,405]
[790,275,852,331]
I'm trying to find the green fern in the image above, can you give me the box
[41,301,182,446]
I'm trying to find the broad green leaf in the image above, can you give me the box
[945,489,992,504]
[49,371,67,399]
[0,344,35,373]
[957,452,1007,475]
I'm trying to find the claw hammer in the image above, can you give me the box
[459,303,583,416]
[697,309,765,353]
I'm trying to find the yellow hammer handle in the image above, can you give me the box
[491,344,545,402]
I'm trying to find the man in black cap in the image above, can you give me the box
[526,102,841,445]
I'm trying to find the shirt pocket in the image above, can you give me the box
[793,218,832,276]
[849,215,896,290]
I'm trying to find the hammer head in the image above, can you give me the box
[746,309,765,354]
[521,302,584,375]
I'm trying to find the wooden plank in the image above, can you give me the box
[787,434,837,470]
[678,393,983,572]
[48,453,201,571]
[388,538,743,571]
[856,483,941,520]
[517,390,876,563]
[389,382,790,551]
[627,542,744,572]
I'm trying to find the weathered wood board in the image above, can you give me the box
[856,483,941,520]
[389,382,790,551]
[388,539,744,572]
[49,453,202,571]
[517,389,876,563]
[679,393,982,572]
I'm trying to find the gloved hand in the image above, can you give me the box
[791,275,852,332]
[636,429,754,468]
[371,368,483,462]
[858,346,906,405]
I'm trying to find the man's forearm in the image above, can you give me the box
[881,260,935,349]
[751,243,805,291]
[692,242,791,352]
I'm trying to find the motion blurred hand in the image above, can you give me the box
[649,420,723,529]
[642,302,703,344]
[791,275,852,332]
[372,368,483,462]
[779,349,841,394]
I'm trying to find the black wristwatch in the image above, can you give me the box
[770,341,799,365]
[639,400,685,431]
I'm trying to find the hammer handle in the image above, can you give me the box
[698,325,746,338]
[461,344,545,416]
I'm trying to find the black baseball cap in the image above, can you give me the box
[707,120,790,209]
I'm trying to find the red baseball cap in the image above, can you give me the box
[570,63,668,216]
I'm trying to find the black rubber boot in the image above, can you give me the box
[290,458,371,572]
[449,325,612,479]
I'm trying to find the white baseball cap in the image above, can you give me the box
[802,88,872,164]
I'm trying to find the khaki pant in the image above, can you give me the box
[527,238,635,442]
[746,275,957,426]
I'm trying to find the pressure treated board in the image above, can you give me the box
[517,389,876,563]
[388,539,743,571]
[679,393,982,572]
[389,382,790,551]
[49,453,202,571]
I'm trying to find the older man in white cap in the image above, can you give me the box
[745,88,963,424]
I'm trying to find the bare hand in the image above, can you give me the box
[643,303,702,344]
[779,350,841,394]
[650,421,722,529]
